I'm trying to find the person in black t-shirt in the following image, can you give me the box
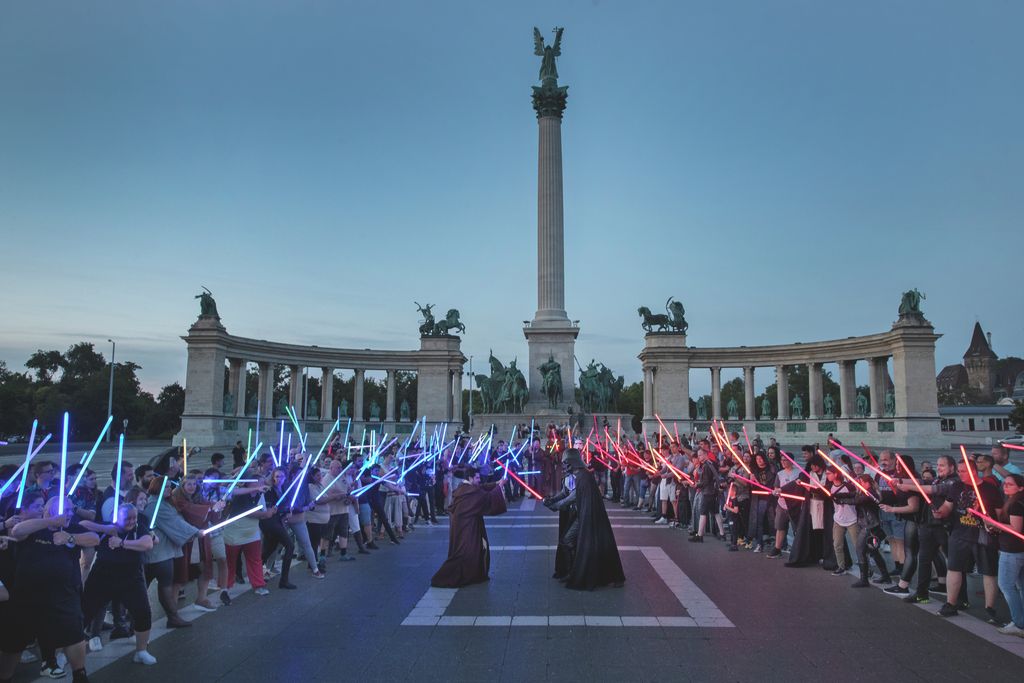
[0,493,99,683]
[81,503,157,665]
[993,474,1024,636]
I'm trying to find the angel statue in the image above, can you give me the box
[534,27,564,86]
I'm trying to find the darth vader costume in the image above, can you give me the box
[544,449,625,590]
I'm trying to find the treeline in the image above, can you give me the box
[0,343,184,440]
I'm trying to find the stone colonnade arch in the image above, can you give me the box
[174,315,465,447]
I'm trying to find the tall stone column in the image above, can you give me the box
[257,362,273,418]
[386,369,396,422]
[743,367,755,421]
[869,357,886,418]
[288,365,302,415]
[776,365,790,420]
[839,360,856,418]
[353,369,365,422]
[228,358,246,418]
[710,367,722,420]
[321,367,333,421]
[642,367,655,421]
[524,47,578,410]
[452,370,463,424]
[808,362,823,420]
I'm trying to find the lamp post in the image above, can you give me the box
[467,355,474,432]
[106,339,116,442]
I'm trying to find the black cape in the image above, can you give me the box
[565,468,625,590]
[783,475,845,570]
[553,502,577,579]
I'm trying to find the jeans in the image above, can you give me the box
[749,498,770,545]
[998,551,1024,628]
[288,519,319,572]
[832,524,859,570]
[915,525,948,598]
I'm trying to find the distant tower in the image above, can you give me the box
[963,322,997,400]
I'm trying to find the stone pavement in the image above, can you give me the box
[13,497,1024,683]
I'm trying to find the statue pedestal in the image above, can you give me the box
[523,320,579,413]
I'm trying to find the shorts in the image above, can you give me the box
[3,594,84,653]
[659,478,675,501]
[699,491,718,516]
[774,505,790,532]
[947,530,998,576]
[358,503,371,527]
[880,517,906,541]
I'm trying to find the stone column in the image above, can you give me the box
[452,370,463,423]
[288,365,302,415]
[228,358,246,417]
[385,369,396,422]
[743,367,755,421]
[353,369,365,421]
[643,367,655,420]
[776,365,790,420]
[808,362,823,420]
[839,360,856,418]
[257,362,273,417]
[533,88,569,322]
[321,367,333,421]
[710,367,722,420]
[869,357,886,418]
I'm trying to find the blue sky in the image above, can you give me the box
[1,1,1020,396]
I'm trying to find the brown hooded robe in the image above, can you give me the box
[430,482,507,587]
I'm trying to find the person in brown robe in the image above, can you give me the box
[430,466,508,587]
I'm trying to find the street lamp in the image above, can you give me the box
[467,355,474,431]
[106,339,116,442]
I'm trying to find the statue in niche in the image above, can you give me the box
[400,400,411,422]
[856,392,869,418]
[223,392,235,415]
[726,397,739,420]
[276,396,287,418]
[696,396,707,421]
[790,394,804,420]
[195,286,219,318]
[884,391,895,417]
[307,398,319,419]
[339,398,349,418]
[761,397,772,420]
[247,393,258,415]
[369,400,381,421]
[823,393,836,419]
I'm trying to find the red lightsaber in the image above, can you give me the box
[717,422,751,475]
[752,490,805,502]
[829,439,893,483]
[1002,442,1024,452]
[860,442,879,468]
[895,453,932,505]
[742,426,753,453]
[818,449,874,499]
[780,449,831,496]
[960,445,987,515]
[969,509,1024,543]
[494,460,543,500]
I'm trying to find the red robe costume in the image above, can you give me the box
[430,482,507,587]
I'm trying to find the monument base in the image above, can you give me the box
[471,412,637,441]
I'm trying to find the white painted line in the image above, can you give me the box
[402,546,733,628]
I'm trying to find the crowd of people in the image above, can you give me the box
[1,424,1022,682]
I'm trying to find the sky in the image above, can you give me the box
[1,1,1020,397]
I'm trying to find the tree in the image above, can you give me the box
[1009,400,1024,434]
[26,350,63,383]
[755,366,840,418]
[618,381,643,433]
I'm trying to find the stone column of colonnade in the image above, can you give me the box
[321,367,334,420]
[643,368,654,420]
[869,357,886,418]
[743,367,755,421]
[227,358,246,417]
[839,360,856,418]
[452,370,463,421]
[710,367,722,420]
[808,362,823,420]
[353,369,365,422]
[775,365,790,420]
[386,370,396,422]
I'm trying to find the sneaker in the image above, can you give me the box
[883,585,910,595]
[278,582,297,590]
[688,535,703,543]
[753,545,762,554]
[654,517,668,525]
[985,607,1004,626]
[255,587,271,596]
[928,583,946,595]
[767,549,781,558]
[872,575,893,585]
[133,651,158,666]
[41,664,66,678]
[311,570,325,579]
[88,636,103,652]
[366,542,380,550]
[997,623,1024,637]
[831,568,847,576]
[938,602,958,617]
[263,568,273,580]
[220,590,232,606]
[20,650,38,664]
[338,555,356,562]
[389,539,400,545]
[166,616,192,628]
[109,627,134,640]
[193,601,217,613]
[902,594,930,604]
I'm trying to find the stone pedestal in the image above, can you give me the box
[416,335,466,432]
[639,333,690,435]
[524,321,579,411]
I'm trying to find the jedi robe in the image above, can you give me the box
[565,468,625,591]
[430,482,507,587]
[783,473,844,570]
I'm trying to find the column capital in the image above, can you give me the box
[532,84,568,119]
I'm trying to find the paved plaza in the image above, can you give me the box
[21,497,1012,683]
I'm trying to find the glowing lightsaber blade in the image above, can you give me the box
[0,435,50,497]
[149,476,169,530]
[895,453,931,505]
[969,509,1024,543]
[780,449,830,496]
[75,415,113,480]
[829,439,892,483]
[1002,442,1024,451]
[314,463,354,502]
[960,445,987,515]
[202,504,264,535]
[742,426,753,453]
[310,419,340,467]
[225,441,262,496]
[16,421,40,508]
[182,438,187,475]
[57,413,70,515]
[818,449,874,499]
[751,490,805,501]
[717,423,751,475]
[110,433,124,521]
[494,460,543,500]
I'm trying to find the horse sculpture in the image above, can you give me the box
[415,301,435,336]
[431,309,465,336]
[638,306,671,332]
